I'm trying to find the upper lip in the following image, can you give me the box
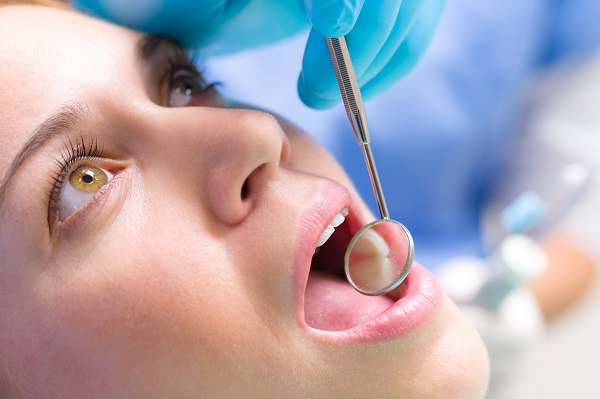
[292,182,443,343]
[292,181,356,309]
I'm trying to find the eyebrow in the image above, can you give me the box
[137,33,183,61]
[0,103,88,214]
[0,34,172,214]
[0,34,176,214]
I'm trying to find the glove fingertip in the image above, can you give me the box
[297,75,340,110]
[312,18,352,38]
[308,1,362,38]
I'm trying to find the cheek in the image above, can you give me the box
[283,125,359,195]
[282,123,375,219]
[408,298,490,398]
[285,128,335,172]
[52,242,238,348]
[2,235,258,394]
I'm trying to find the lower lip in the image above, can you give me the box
[306,263,443,343]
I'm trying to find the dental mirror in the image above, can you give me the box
[345,219,414,296]
[326,36,415,296]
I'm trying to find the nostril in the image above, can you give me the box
[240,162,271,202]
[241,178,250,200]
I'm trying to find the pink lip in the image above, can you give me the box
[293,181,354,295]
[293,182,443,343]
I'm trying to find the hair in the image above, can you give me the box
[0,0,68,7]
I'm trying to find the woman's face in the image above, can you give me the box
[0,5,488,398]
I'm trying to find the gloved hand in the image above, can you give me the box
[300,0,446,109]
[71,0,445,109]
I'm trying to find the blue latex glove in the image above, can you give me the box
[300,0,445,109]
[71,0,445,109]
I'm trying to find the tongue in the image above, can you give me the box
[304,271,395,331]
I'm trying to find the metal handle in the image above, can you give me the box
[326,36,389,219]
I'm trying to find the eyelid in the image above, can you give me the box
[47,134,124,223]
[159,48,213,107]
[48,156,115,207]
[48,157,125,228]
[53,166,128,234]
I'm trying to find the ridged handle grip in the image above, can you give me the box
[326,36,370,145]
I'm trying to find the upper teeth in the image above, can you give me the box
[316,208,348,247]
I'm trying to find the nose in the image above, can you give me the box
[137,105,291,225]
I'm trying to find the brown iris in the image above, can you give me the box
[68,165,107,193]
[172,73,207,97]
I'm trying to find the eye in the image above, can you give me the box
[59,165,113,221]
[169,69,211,108]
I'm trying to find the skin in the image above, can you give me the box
[0,5,489,398]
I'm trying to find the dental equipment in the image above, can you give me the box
[475,162,591,308]
[499,162,591,240]
[326,36,414,296]
[445,162,592,309]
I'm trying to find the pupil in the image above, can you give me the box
[176,84,193,96]
[82,173,94,184]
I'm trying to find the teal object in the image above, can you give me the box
[71,0,446,109]
[71,0,255,48]
[500,192,545,234]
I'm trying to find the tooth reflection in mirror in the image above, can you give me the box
[345,219,414,296]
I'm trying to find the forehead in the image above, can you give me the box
[0,5,141,174]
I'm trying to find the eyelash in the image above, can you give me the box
[46,51,216,217]
[167,49,199,77]
[164,50,220,96]
[47,134,104,212]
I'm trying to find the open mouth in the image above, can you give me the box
[304,208,408,331]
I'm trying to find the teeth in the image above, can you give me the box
[352,228,390,257]
[348,256,395,291]
[330,212,345,228]
[316,226,335,247]
[316,208,347,247]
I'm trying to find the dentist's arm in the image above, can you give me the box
[71,0,445,109]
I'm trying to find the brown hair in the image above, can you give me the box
[0,0,69,8]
